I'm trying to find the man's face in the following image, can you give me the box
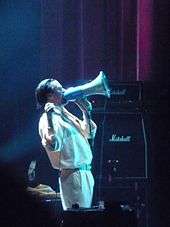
[47,80,65,105]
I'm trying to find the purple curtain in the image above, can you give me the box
[136,0,153,81]
[40,0,147,84]
[41,0,170,84]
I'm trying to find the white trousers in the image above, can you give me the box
[59,170,94,210]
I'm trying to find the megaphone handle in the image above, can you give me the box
[86,111,94,149]
[74,99,94,149]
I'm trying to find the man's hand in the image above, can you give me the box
[44,102,55,113]
[75,98,92,112]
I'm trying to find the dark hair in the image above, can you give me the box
[35,78,56,108]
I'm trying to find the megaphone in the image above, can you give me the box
[63,71,110,102]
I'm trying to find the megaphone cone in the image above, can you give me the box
[64,71,110,102]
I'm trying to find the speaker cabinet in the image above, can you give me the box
[92,112,148,181]
[98,180,149,227]
[91,112,150,227]
[62,206,137,227]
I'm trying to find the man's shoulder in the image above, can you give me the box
[39,112,47,125]
[40,112,46,120]
[39,110,61,125]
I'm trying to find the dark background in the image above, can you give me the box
[0,1,169,226]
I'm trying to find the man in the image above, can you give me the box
[35,78,97,210]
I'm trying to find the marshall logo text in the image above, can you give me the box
[112,89,126,96]
[109,134,131,142]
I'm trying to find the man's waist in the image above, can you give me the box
[60,164,91,171]
[59,164,91,178]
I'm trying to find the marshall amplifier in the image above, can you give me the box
[92,112,148,181]
[61,205,137,227]
[95,180,149,227]
[90,81,142,112]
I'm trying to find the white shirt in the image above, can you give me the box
[39,105,97,170]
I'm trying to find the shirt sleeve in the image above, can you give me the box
[80,115,97,139]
